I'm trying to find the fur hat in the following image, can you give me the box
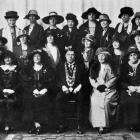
[118,7,134,18]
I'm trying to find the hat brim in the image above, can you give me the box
[4,16,19,19]
[24,14,40,20]
[118,13,133,18]
[16,34,30,42]
[42,15,64,24]
[82,11,101,19]
[0,37,8,45]
[99,19,111,24]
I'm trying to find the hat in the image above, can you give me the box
[16,32,30,42]
[127,45,140,56]
[132,12,140,25]
[118,7,134,18]
[0,36,8,45]
[131,30,140,39]
[99,14,111,24]
[42,12,64,24]
[82,34,96,45]
[95,47,111,56]
[24,10,40,20]
[66,13,78,26]
[4,11,19,19]
[81,7,101,19]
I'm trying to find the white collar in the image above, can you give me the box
[33,64,43,71]
[0,65,17,71]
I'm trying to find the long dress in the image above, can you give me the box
[89,63,119,127]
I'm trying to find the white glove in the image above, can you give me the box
[39,88,48,95]
[3,89,15,94]
[62,85,69,94]
[33,89,39,94]
[128,86,136,93]
[73,84,82,94]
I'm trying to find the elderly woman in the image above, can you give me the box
[21,50,54,134]
[0,51,20,133]
[89,47,119,134]
[120,46,140,130]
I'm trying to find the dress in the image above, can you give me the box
[89,63,118,127]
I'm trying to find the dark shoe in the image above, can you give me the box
[56,125,64,134]
[35,127,43,135]
[98,128,106,135]
[77,126,84,134]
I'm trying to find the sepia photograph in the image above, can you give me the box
[0,0,140,139]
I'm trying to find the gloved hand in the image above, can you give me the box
[97,85,107,92]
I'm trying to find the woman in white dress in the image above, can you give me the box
[89,47,119,134]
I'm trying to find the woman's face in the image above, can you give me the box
[49,17,57,26]
[100,20,109,29]
[121,14,130,23]
[29,15,36,23]
[135,17,140,26]
[33,53,41,64]
[129,53,138,64]
[7,18,17,27]
[19,36,28,44]
[98,53,107,63]
[87,12,96,21]
[134,35,140,44]
[4,57,12,65]
[67,20,74,28]
[84,39,92,48]
[47,35,54,43]
[112,41,120,49]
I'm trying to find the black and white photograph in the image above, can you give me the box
[0,0,140,139]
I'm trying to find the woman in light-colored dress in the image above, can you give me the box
[89,47,119,134]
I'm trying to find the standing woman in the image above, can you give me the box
[21,50,54,134]
[132,12,140,31]
[24,10,44,49]
[89,47,119,134]
[0,51,21,133]
[120,46,140,130]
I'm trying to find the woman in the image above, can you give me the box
[0,51,20,133]
[42,30,61,70]
[120,46,140,130]
[21,50,54,134]
[89,47,119,134]
[132,12,140,31]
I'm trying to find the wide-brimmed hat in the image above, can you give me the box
[127,45,140,57]
[16,32,30,42]
[24,10,40,20]
[132,12,140,25]
[81,7,101,19]
[131,30,140,39]
[95,47,111,56]
[66,13,78,26]
[4,11,19,19]
[42,12,64,24]
[0,36,8,45]
[82,34,96,45]
[99,14,111,24]
[118,7,134,18]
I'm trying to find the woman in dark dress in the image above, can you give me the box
[0,51,21,133]
[120,46,140,130]
[21,50,54,134]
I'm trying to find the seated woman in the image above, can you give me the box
[21,49,54,134]
[0,51,20,133]
[89,47,119,134]
[120,46,140,130]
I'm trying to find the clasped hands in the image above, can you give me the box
[127,86,140,96]
[33,88,48,98]
[3,89,15,97]
[62,84,82,94]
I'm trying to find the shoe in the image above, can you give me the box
[35,127,42,135]
[77,126,84,134]
[98,128,106,135]
[56,125,64,134]
[4,126,14,134]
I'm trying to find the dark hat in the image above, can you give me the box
[81,7,101,19]
[42,12,64,24]
[132,12,140,25]
[118,7,134,18]
[66,13,78,26]
[99,14,111,24]
[131,30,140,39]
[82,34,96,45]
[95,47,111,56]
[127,45,140,56]
[16,32,30,42]
[4,11,19,19]
[0,36,8,45]
[24,10,40,20]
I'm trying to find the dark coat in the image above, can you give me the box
[24,23,44,49]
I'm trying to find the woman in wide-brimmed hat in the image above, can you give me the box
[89,47,118,134]
[79,7,102,48]
[120,46,140,130]
[23,10,44,50]
[43,12,65,60]
[114,7,134,51]
[99,13,115,48]
[132,12,140,31]
[0,11,21,53]
[21,49,54,134]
